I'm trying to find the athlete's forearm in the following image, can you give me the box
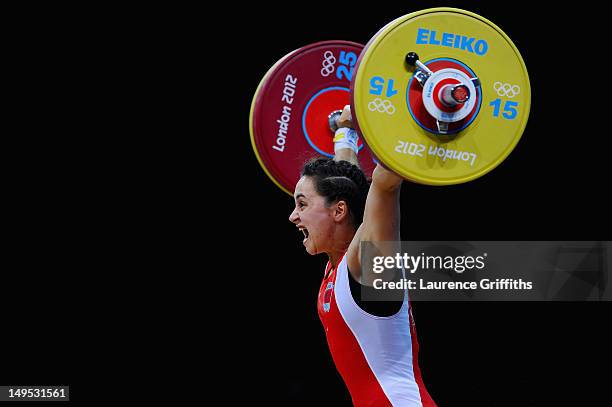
[334,147,359,166]
[332,105,360,167]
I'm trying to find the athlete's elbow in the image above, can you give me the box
[372,164,403,192]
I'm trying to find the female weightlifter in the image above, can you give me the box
[288,106,437,407]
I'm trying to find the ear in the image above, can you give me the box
[332,200,350,223]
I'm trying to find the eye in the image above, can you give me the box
[298,201,306,208]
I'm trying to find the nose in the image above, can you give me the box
[289,207,299,224]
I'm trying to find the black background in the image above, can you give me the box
[0,1,608,405]
[238,1,610,406]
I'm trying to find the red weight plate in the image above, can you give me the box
[250,41,376,195]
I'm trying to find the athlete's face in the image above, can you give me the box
[289,176,336,255]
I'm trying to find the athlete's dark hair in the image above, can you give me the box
[301,157,370,228]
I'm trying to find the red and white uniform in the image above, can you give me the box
[318,253,437,407]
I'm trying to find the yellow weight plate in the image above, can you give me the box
[351,8,530,185]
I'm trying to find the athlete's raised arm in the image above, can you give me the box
[332,107,403,285]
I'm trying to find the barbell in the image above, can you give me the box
[250,7,530,193]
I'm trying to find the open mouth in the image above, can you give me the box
[300,227,309,243]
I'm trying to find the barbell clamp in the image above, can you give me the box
[405,52,433,86]
[436,120,449,134]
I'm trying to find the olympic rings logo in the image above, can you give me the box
[368,98,395,115]
[493,82,520,98]
[320,51,336,77]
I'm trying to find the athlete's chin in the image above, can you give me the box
[304,240,318,255]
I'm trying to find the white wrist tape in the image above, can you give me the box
[333,128,359,155]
